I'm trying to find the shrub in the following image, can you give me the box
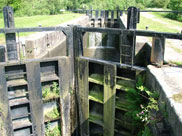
[148,0,170,8]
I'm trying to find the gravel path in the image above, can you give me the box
[140,12,182,63]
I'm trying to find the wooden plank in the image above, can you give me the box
[78,27,182,39]
[0,26,68,34]
[0,66,14,136]
[58,57,71,136]
[79,57,146,72]
[103,64,116,136]
[3,6,18,61]
[77,58,89,136]
[26,62,44,136]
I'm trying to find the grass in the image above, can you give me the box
[170,61,182,66]
[0,12,82,43]
[172,93,182,103]
[171,46,182,54]
[138,15,179,33]
[138,10,182,33]
[151,12,182,28]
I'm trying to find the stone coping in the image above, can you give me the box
[146,65,182,136]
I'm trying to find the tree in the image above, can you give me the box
[168,0,182,21]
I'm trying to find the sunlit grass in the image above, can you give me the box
[0,13,82,43]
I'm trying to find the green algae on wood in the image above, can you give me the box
[115,99,129,111]
[89,86,103,103]
[116,78,136,88]
[89,112,103,126]
[89,74,104,85]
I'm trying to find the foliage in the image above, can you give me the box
[45,123,61,136]
[45,107,60,120]
[42,82,60,100]
[167,0,182,21]
[139,126,153,136]
[125,76,159,135]
[148,0,170,8]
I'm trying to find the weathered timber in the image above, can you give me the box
[0,66,14,136]
[151,37,165,66]
[26,62,44,136]
[77,27,182,39]
[103,64,116,136]
[3,6,18,61]
[0,46,5,62]
[127,7,140,29]
[0,26,68,34]
[63,26,77,135]
[77,58,89,136]
[58,57,72,136]
[79,57,146,72]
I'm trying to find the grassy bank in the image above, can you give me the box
[138,11,182,33]
[0,12,82,43]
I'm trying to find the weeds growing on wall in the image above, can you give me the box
[125,77,159,135]
[45,123,61,136]
[44,107,60,120]
[42,82,60,100]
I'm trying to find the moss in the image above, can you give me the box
[89,112,103,122]
[172,93,182,103]
[117,79,135,88]
[44,107,60,121]
[116,99,129,111]
[89,74,104,82]
[89,87,103,103]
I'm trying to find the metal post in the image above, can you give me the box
[127,7,140,29]
[3,6,18,61]
[0,46,5,62]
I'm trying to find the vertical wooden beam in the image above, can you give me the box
[3,6,18,61]
[58,57,72,136]
[101,10,105,19]
[0,65,14,136]
[151,37,165,66]
[77,58,89,136]
[95,10,99,20]
[64,26,77,135]
[103,64,116,136]
[0,46,5,62]
[111,11,114,20]
[120,11,123,16]
[26,62,44,136]
[127,7,140,29]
